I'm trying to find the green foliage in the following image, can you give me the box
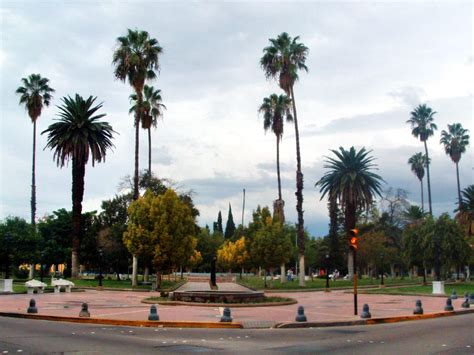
[124,189,197,274]
[195,227,223,272]
[0,217,38,271]
[16,73,54,122]
[224,204,236,239]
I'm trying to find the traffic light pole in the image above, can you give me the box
[353,249,358,316]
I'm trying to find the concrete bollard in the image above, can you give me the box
[27,299,38,314]
[79,302,90,317]
[413,300,423,315]
[444,298,454,312]
[148,304,159,321]
[461,295,470,309]
[450,289,457,300]
[220,307,232,322]
[295,306,307,322]
[361,304,371,319]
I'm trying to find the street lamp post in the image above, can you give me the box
[40,251,45,282]
[380,253,384,287]
[98,249,103,287]
[325,253,330,291]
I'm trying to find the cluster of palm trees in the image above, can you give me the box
[16,75,115,278]
[259,32,309,286]
[407,104,470,214]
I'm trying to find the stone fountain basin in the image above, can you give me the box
[172,290,265,303]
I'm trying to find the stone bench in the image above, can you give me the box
[25,279,47,294]
[51,278,75,293]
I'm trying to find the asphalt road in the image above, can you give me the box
[0,314,473,354]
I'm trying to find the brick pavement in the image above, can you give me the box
[0,282,469,325]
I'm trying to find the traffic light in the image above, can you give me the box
[349,229,359,250]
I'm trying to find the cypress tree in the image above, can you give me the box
[224,204,236,239]
[217,211,223,234]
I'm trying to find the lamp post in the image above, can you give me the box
[40,251,45,282]
[380,252,384,286]
[325,253,330,291]
[98,248,103,287]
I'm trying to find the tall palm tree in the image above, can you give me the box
[113,29,162,201]
[456,185,474,237]
[42,95,115,278]
[129,85,166,176]
[406,104,437,214]
[315,147,384,278]
[440,123,470,211]
[15,74,55,231]
[258,93,293,220]
[408,152,428,211]
[261,32,308,286]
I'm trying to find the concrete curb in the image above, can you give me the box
[0,312,242,329]
[141,298,298,308]
[275,308,474,328]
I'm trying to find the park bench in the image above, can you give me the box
[51,278,75,293]
[25,279,47,294]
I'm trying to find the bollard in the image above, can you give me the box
[220,307,232,322]
[469,293,474,305]
[461,295,470,309]
[361,304,371,319]
[148,304,159,321]
[27,299,38,314]
[295,306,307,322]
[79,302,90,317]
[450,289,457,300]
[413,300,423,315]
[444,298,454,312]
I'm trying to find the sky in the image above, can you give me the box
[1,0,472,237]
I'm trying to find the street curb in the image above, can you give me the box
[0,312,242,329]
[274,308,474,328]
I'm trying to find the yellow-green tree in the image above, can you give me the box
[123,189,197,287]
[217,236,249,274]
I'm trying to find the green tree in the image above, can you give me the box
[315,146,384,278]
[42,95,115,278]
[456,185,474,237]
[261,32,309,286]
[224,204,236,239]
[408,152,428,211]
[129,85,166,175]
[406,104,437,214]
[15,74,54,232]
[113,29,162,201]
[196,226,223,272]
[214,211,223,235]
[440,123,470,211]
[250,215,293,288]
[258,93,293,221]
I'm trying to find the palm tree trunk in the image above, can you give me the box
[133,89,142,201]
[276,135,282,201]
[455,162,462,211]
[290,86,305,287]
[345,202,357,280]
[421,178,424,211]
[423,141,433,214]
[132,255,138,287]
[148,127,152,176]
[71,158,85,278]
[31,120,36,228]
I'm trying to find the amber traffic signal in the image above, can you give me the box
[349,229,359,250]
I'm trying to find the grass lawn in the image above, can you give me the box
[238,276,424,290]
[363,282,474,296]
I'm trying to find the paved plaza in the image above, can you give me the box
[0,282,469,328]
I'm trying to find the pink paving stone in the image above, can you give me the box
[0,283,466,323]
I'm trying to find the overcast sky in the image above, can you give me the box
[1,0,472,236]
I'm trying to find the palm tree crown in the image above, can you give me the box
[260,32,309,94]
[43,95,115,167]
[316,146,384,214]
[113,29,162,91]
[408,152,427,181]
[258,94,293,140]
[16,73,55,122]
[129,85,166,130]
[440,123,469,164]
[406,104,437,142]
